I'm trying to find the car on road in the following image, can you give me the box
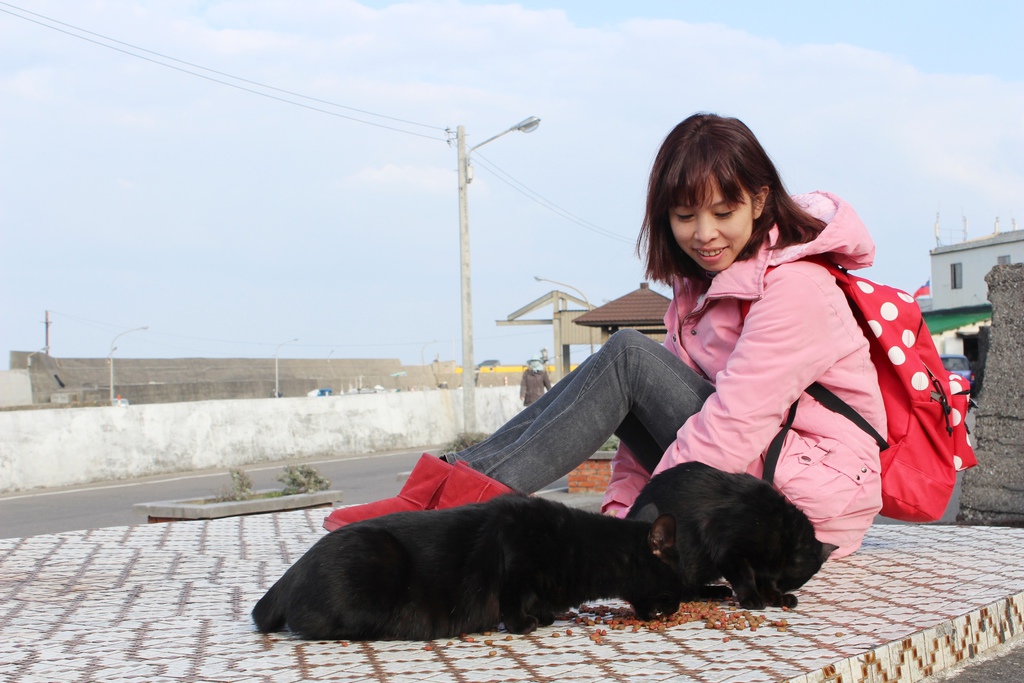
[940,354,975,390]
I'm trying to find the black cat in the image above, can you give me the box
[252,493,682,640]
[627,461,836,609]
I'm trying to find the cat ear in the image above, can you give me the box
[820,543,839,562]
[649,514,677,557]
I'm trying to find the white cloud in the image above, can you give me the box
[1,0,1020,366]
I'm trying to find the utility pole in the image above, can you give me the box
[44,310,51,356]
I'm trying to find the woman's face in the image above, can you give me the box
[668,182,768,273]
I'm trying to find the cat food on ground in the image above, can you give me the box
[561,601,791,635]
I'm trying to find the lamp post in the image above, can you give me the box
[109,326,148,404]
[534,276,595,355]
[457,116,541,432]
[274,338,299,398]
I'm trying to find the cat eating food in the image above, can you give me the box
[253,493,683,640]
[627,461,836,609]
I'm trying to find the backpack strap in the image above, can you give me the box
[763,399,798,484]
[762,383,888,486]
[805,383,888,451]
[739,260,890,483]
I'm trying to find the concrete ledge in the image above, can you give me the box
[133,489,343,522]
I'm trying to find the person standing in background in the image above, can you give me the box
[520,357,551,406]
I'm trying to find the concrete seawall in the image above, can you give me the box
[0,386,522,493]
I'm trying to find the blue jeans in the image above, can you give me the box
[451,329,714,492]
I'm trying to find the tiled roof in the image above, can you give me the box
[574,282,670,327]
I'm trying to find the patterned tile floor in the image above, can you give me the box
[2,508,1023,683]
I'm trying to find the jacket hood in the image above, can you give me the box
[768,191,875,270]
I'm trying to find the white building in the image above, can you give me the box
[922,229,1024,359]
[930,230,1024,310]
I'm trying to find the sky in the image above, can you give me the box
[2,0,1021,368]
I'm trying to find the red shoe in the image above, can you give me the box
[433,461,513,509]
[322,454,452,531]
[322,456,516,531]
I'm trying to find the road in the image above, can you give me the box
[0,449,428,539]
[0,448,573,539]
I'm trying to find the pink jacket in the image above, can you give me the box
[601,192,886,558]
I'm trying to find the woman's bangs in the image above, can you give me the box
[669,156,745,209]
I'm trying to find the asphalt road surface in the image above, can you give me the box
[0,448,427,539]
[0,448,573,540]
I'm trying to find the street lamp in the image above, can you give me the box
[534,276,595,355]
[457,116,541,432]
[109,326,148,404]
[274,338,299,398]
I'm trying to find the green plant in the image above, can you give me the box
[278,464,331,495]
[443,431,490,453]
[598,435,620,452]
[214,467,255,502]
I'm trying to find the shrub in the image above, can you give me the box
[443,431,490,453]
[214,468,254,502]
[278,464,331,495]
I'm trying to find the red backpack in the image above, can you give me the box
[758,260,977,522]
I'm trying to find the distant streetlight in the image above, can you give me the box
[25,347,47,367]
[457,116,541,432]
[274,338,299,398]
[109,326,148,404]
[535,276,595,355]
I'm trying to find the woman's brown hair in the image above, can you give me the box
[638,113,825,283]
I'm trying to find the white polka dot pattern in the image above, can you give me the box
[816,261,977,519]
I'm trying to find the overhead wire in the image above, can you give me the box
[1,1,630,245]
[472,153,634,245]
[0,1,448,142]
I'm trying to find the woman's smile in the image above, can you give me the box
[669,183,767,272]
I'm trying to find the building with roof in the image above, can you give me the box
[921,229,1023,365]
[573,282,671,342]
[497,283,671,381]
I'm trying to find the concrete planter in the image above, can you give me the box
[134,489,344,523]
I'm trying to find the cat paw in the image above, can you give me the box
[504,616,539,635]
[632,602,659,621]
[738,595,767,610]
[780,593,798,609]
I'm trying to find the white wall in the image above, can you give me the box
[930,232,1024,309]
[0,387,522,493]
[0,370,33,407]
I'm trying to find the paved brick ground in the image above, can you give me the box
[2,508,1023,683]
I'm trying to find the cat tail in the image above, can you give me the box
[251,579,288,633]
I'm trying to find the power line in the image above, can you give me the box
[0,2,448,142]
[472,153,634,244]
